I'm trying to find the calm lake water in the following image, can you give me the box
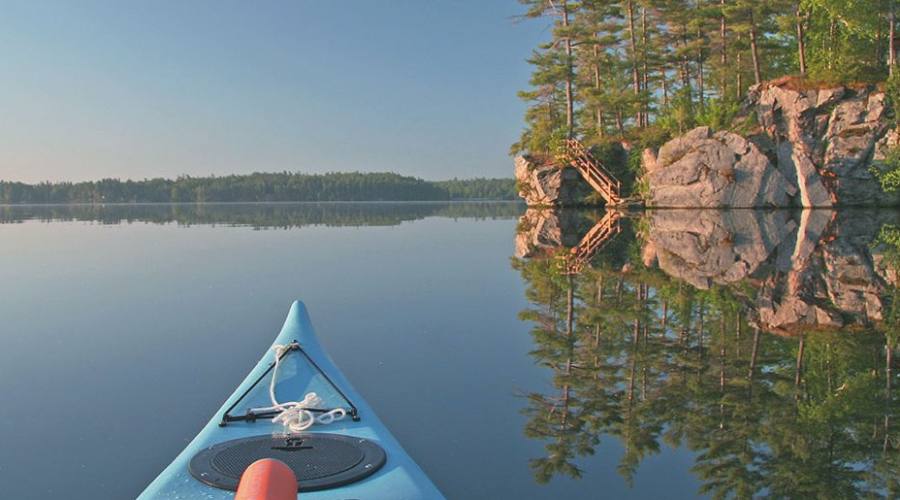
[0,203,897,498]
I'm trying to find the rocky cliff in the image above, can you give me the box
[645,80,899,208]
[514,156,593,206]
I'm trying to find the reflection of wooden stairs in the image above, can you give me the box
[559,211,622,275]
[565,139,622,205]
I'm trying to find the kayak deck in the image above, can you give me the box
[139,301,443,499]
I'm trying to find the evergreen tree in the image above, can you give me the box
[514,0,897,162]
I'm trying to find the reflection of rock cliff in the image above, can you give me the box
[757,211,893,333]
[515,208,622,274]
[513,206,900,335]
[514,208,596,258]
[643,209,900,334]
[641,209,795,289]
[645,81,899,207]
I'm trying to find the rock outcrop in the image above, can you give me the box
[644,127,793,207]
[514,156,590,206]
[645,80,899,207]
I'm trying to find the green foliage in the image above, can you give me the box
[549,127,572,165]
[589,140,633,194]
[886,72,900,126]
[803,0,892,83]
[514,0,898,197]
[0,172,519,204]
[695,98,741,132]
[626,126,670,192]
[869,148,900,192]
[876,224,900,258]
[655,88,695,136]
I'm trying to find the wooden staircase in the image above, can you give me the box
[564,139,622,205]
[560,210,622,275]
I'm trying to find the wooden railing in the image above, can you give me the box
[564,139,622,205]
[559,210,622,275]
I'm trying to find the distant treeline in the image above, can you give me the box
[0,172,517,203]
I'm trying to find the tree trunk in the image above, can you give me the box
[796,6,807,75]
[888,340,894,399]
[641,7,650,126]
[795,335,805,388]
[593,44,604,138]
[829,18,836,70]
[562,1,574,137]
[748,9,762,84]
[680,26,691,88]
[720,0,727,96]
[626,0,642,126]
[891,8,896,77]
[566,274,574,339]
[661,300,668,330]
[736,34,743,99]
[697,25,705,108]
[748,327,760,381]
[628,318,639,401]
[885,341,893,452]
[662,66,669,108]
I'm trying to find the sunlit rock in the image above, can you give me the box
[514,156,588,207]
[645,127,792,208]
[645,80,900,207]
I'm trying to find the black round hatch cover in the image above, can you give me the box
[189,433,386,492]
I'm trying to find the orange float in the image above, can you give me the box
[234,458,298,500]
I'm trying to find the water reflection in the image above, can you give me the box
[513,208,899,497]
[0,201,523,228]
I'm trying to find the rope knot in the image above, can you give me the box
[251,344,348,432]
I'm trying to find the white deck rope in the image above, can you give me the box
[250,343,347,432]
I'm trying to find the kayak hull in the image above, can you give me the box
[140,301,444,499]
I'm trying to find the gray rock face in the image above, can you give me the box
[514,156,589,207]
[754,83,895,206]
[644,81,899,207]
[646,127,792,208]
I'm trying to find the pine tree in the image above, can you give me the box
[514,0,897,158]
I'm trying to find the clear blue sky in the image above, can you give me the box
[0,1,548,183]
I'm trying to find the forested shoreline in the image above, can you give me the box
[0,172,517,204]
[514,0,898,163]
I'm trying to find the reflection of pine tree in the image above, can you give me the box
[513,217,899,494]
[514,256,599,482]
